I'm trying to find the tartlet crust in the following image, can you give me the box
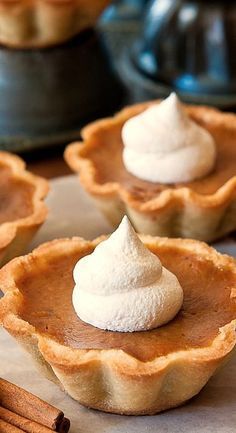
[0,151,48,266]
[65,102,236,242]
[0,236,235,415]
[0,0,110,48]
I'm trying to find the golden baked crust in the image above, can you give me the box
[0,0,111,48]
[0,151,48,266]
[0,235,235,415]
[64,102,236,242]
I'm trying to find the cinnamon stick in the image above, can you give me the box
[0,378,64,430]
[57,418,70,433]
[0,406,55,433]
[0,418,25,433]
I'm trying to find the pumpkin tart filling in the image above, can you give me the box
[83,111,236,199]
[0,164,34,224]
[17,240,236,363]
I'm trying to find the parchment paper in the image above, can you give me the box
[1,175,236,433]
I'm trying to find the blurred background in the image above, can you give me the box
[0,0,235,161]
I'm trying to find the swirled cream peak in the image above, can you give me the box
[122,93,216,183]
[72,216,183,332]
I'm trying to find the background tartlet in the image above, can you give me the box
[0,151,48,266]
[0,0,111,48]
[65,102,236,242]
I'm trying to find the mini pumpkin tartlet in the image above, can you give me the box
[0,151,48,266]
[0,0,111,48]
[0,235,235,415]
[65,102,236,242]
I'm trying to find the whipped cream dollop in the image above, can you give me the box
[72,216,183,332]
[122,93,216,184]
